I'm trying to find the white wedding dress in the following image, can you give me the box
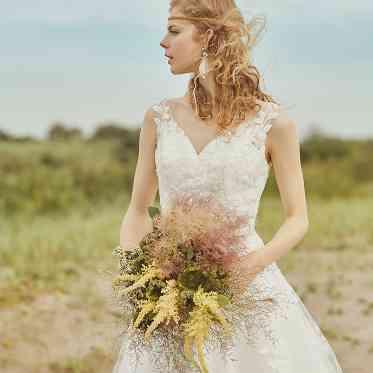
[112,99,344,373]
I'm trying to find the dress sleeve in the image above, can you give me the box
[150,100,166,145]
[250,102,281,150]
[262,102,282,134]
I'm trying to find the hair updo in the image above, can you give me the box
[169,0,279,133]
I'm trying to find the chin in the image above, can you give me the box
[170,66,194,76]
[169,68,182,76]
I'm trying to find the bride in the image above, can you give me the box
[112,0,344,372]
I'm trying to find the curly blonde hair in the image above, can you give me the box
[169,0,279,133]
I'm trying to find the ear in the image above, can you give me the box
[206,29,214,45]
[201,29,214,48]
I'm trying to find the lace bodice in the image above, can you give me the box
[151,98,281,245]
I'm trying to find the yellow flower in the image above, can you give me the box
[134,300,157,328]
[182,286,232,373]
[117,264,165,296]
[143,279,180,342]
[112,273,139,288]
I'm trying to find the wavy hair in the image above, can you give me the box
[169,0,279,133]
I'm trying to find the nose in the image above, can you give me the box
[160,36,168,49]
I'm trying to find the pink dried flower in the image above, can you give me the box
[147,192,255,294]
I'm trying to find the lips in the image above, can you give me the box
[165,55,173,64]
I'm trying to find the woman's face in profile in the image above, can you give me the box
[160,7,203,75]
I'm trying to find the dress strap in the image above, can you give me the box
[151,99,165,119]
[151,99,171,144]
[261,101,281,133]
[249,101,281,151]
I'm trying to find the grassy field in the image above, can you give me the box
[1,195,372,372]
[1,136,372,372]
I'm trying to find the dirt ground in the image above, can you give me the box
[1,250,372,373]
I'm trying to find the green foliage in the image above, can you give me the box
[348,141,373,183]
[0,129,12,141]
[47,122,83,141]
[300,133,352,162]
[1,132,372,217]
[0,194,128,305]
[148,205,161,218]
[113,133,140,163]
[90,123,137,142]
[179,269,209,290]
[0,140,136,215]
[265,133,373,199]
[0,129,36,143]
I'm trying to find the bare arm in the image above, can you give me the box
[119,107,158,251]
[259,110,309,267]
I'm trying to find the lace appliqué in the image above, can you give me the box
[249,102,281,150]
[151,101,172,147]
[151,99,280,150]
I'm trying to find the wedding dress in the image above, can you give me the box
[112,98,344,373]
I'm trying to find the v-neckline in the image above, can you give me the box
[162,100,265,159]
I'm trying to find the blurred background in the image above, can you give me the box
[0,1,372,372]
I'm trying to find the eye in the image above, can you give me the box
[169,30,179,34]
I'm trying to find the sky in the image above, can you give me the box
[0,0,372,140]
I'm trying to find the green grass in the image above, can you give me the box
[257,195,373,252]
[0,139,135,215]
[1,194,372,308]
[1,135,372,305]
[0,194,129,306]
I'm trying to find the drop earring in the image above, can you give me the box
[192,46,211,119]
[198,47,209,80]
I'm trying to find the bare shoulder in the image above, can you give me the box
[168,96,182,104]
[139,105,159,147]
[267,105,299,151]
[141,105,158,129]
[167,96,189,110]
[269,105,297,137]
[144,104,158,120]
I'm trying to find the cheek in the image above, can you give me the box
[174,34,200,61]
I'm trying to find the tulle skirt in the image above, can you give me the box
[112,232,344,373]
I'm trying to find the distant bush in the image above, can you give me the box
[1,133,373,216]
[349,145,373,183]
[301,133,352,162]
[0,129,12,141]
[40,152,65,168]
[89,123,139,163]
[90,123,134,141]
[113,130,140,164]
[47,122,83,141]
[0,130,35,142]
[0,140,135,215]
[11,136,37,143]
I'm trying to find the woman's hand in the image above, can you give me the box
[237,250,267,284]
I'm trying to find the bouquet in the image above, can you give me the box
[112,193,275,373]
